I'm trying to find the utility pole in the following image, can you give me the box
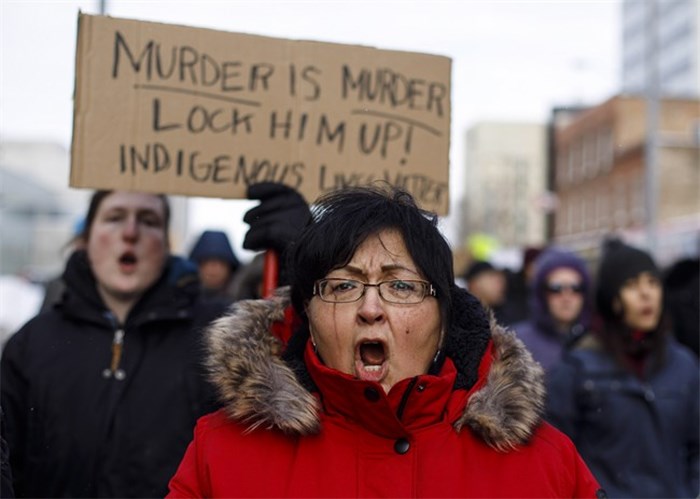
[644,0,659,256]
[99,0,107,15]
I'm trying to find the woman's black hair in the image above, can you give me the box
[82,190,171,242]
[594,240,668,374]
[287,184,454,331]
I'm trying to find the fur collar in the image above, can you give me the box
[206,287,545,451]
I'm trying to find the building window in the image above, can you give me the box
[583,133,598,178]
[555,151,567,189]
[567,145,577,184]
[613,180,627,228]
[598,128,614,172]
[566,197,574,235]
[586,194,596,231]
[577,197,586,233]
[596,188,610,229]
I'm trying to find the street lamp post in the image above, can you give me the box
[644,0,659,256]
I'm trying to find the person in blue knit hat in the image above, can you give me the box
[189,230,241,302]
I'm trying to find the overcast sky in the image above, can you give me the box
[0,0,621,255]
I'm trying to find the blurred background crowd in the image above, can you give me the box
[1,0,698,342]
[0,1,698,497]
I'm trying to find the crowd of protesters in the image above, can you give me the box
[0,182,697,498]
[464,240,699,497]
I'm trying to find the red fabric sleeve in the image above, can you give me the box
[166,420,208,498]
[572,447,605,498]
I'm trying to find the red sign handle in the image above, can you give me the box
[262,249,279,298]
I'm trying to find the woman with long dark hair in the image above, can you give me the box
[546,240,699,498]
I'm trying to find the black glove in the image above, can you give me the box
[242,182,311,255]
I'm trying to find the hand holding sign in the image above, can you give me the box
[243,182,310,256]
[243,182,310,293]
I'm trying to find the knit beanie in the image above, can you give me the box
[595,240,659,321]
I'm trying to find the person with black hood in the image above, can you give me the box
[1,190,223,498]
[546,239,700,498]
[512,247,592,373]
[0,183,310,498]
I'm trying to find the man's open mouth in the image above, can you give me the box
[119,251,138,271]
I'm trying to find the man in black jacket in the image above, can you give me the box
[0,185,309,498]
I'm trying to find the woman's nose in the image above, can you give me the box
[639,281,658,298]
[356,286,385,324]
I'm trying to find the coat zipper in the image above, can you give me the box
[396,377,419,421]
[102,326,126,381]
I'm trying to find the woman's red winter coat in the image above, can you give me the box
[168,289,602,498]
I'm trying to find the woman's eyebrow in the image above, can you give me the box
[380,264,419,275]
[333,265,365,277]
[338,264,419,277]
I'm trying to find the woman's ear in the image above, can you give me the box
[307,326,319,355]
[305,309,315,343]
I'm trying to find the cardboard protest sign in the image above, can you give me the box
[71,14,452,214]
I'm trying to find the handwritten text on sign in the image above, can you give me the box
[71,14,451,213]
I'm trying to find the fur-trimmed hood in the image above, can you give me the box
[206,286,545,452]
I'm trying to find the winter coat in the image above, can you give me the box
[168,287,602,498]
[1,408,13,499]
[0,250,227,498]
[546,335,700,498]
[513,248,592,372]
[663,257,699,357]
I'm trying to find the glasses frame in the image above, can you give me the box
[545,282,584,295]
[313,278,436,304]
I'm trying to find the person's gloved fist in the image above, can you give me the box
[243,182,310,255]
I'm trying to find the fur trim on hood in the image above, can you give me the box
[206,287,545,451]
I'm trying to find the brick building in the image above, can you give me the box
[551,95,699,266]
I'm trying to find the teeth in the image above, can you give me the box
[364,365,382,371]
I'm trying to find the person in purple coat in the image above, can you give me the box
[512,247,592,372]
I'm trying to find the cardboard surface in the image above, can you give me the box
[71,14,452,214]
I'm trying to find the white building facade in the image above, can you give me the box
[459,122,548,250]
[622,0,700,97]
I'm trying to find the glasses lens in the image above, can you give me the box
[379,280,426,304]
[546,283,583,294]
[317,279,362,302]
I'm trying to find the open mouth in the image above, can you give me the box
[360,342,386,368]
[118,251,138,271]
[355,340,388,382]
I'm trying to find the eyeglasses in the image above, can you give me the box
[313,278,436,304]
[545,283,584,295]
